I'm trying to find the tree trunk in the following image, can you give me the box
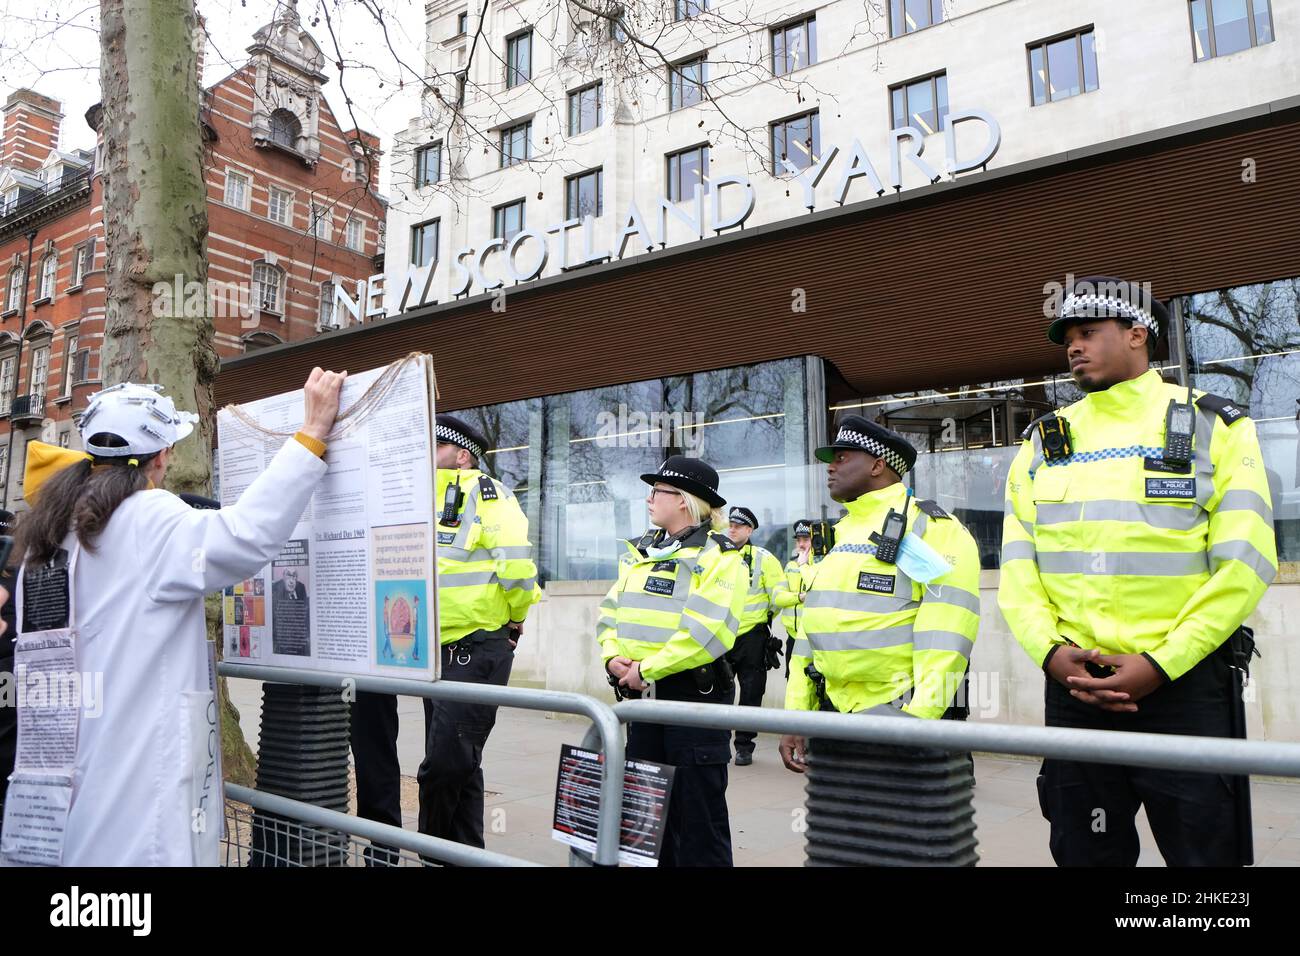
[100,0,255,785]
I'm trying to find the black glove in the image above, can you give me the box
[764,635,783,671]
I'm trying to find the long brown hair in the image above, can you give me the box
[17,437,156,564]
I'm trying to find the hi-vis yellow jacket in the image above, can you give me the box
[998,370,1277,681]
[785,484,981,719]
[780,557,817,640]
[597,524,748,682]
[739,543,798,633]
[435,467,541,644]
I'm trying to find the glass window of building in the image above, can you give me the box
[62,330,77,395]
[565,168,603,219]
[318,281,340,329]
[39,254,56,300]
[415,142,442,186]
[669,56,706,111]
[345,216,364,251]
[772,16,817,75]
[493,199,526,241]
[1184,277,1298,560]
[890,72,948,134]
[568,83,602,136]
[456,11,468,35]
[675,0,707,21]
[506,31,532,87]
[1190,0,1274,60]
[411,218,440,266]
[268,186,293,225]
[0,355,14,414]
[499,121,531,168]
[1028,28,1099,106]
[666,144,709,202]
[6,268,21,311]
[269,109,301,148]
[442,358,816,583]
[889,0,944,37]
[310,203,331,240]
[252,262,283,314]
[224,169,250,208]
[771,110,820,175]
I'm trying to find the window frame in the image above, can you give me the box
[492,199,526,242]
[565,168,604,220]
[888,0,945,38]
[889,70,949,134]
[37,254,57,302]
[1026,26,1099,106]
[29,342,50,403]
[61,328,79,397]
[771,15,818,76]
[268,185,295,225]
[6,267,23,313]
[665,143,710,202]
[674,0,708,21]
[310,203,332,241]
[224,167,251,210]
[567,82,603,136]
[456,11,468,36]
[498,120,532,169]
[410,218,441,267]
[506,30,533,88]
[415,141,443,187]
[345,216,364,251]
[0,354,16,415]
[1188,0,1274,61]
[318,280,341,330]
[770,109,821,176]
[669,55,707,111]
[252,261,285,316]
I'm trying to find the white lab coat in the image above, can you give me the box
[53,438,327,866]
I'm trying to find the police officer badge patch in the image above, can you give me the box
[857,572,896,594]
[644,576,675,596]
[1145,478,1196,499]
[437,531,456,545]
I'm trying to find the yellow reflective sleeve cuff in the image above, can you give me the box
[294,432,327,457]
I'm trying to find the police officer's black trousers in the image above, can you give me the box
[417,628,515,855]
[728,623,770,756]
[1038,644,1249,867]
[626,671,734,867]
[349,690,402,865]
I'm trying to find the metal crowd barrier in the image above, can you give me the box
[217,662,625,867]
[590,699,1300,778]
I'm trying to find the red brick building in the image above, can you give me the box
[0,6,385,509]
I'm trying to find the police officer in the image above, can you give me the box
[780,519,816,678]
[415,414,541,849]
[999,276,1277,867]
[723,506,795,766]
[597,455,748,866]
[780,418,981,766]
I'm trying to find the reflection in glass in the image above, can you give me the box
[1211,0,1252,57]
[1029,46,1047,105]
[1047,36,1081,100]
[1190,0,1212,60]
[1185,278,1300,559]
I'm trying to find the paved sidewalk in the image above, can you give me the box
[228,679,1300,866]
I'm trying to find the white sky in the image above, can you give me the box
[0,0,427,193]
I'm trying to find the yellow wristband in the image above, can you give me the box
[293,432,327,458]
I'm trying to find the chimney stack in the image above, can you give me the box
[2,90,63,172]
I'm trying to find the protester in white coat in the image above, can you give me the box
[3,367,345,867]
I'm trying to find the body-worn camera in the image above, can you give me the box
[809,520,835,558]
[1037,415,1073,461]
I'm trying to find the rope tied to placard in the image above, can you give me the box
[222,351,427,444]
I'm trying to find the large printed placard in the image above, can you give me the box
[216,356,438,679]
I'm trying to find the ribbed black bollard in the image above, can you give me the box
[804,737,978,866]
[249,683,352,867]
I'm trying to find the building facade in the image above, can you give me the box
[0,4,386,509]
[220,1,1300,737]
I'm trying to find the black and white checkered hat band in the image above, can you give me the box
[660,469,689,479]
[836,428,910,475]
[435,424,483,459]
[794,522,811,535]
[729,509,754,527]
[1060,293,1158,335]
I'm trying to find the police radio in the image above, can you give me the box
[439,482,464,527]
[1164,391,1195,466]
[870,507,908,565]
[1037,415,1073,461]
[809,520,835,558]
